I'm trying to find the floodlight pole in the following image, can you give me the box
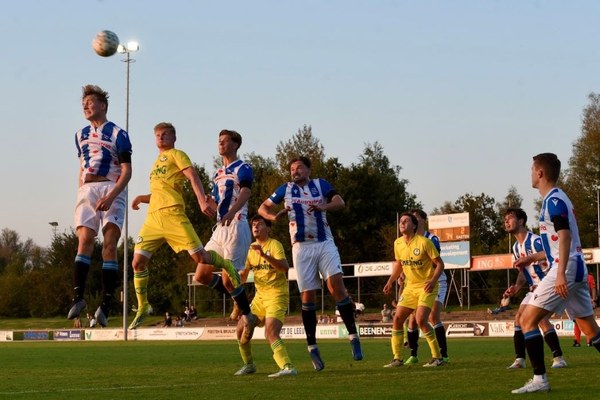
[118,41,139,341]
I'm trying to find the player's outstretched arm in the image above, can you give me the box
[182,167,215,218]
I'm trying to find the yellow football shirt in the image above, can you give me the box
[148,149,192,213]
[245,238,289,296]
[394,234,440,285]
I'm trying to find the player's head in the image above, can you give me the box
[251,214,271,240]
[504,207,527,234]
[218,129,242,155]
[532,153,561,186]
[289,156,311,184]
[399,212,418,235]
[154,122,176,150]
[410,209,428,230]
[82,84,109,120]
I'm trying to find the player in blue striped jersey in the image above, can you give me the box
[194,130,256,338]
[259,156,363,370]
[68,85,132,327]
[502,208,566,370]
[511,153,600,394]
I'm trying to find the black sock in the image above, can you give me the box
[230,286,251,315]
[434,323,448,358]
[302,303,318,346]
[100,268,119,314]
[408,328,419,357]
[73,257,90,300]
[209,274,229,295]
[514,326,526,359]
[336,297,358,335]
[524,329,546,376]
[543,329,563,357]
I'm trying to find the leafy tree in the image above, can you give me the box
[275,125,326,175]
[564,93,600,247]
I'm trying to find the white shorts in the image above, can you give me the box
[204,218,251,271]
[74,181,127,234]
[436,278,448,304]
[520,291,534,307]
[528,260,593,319]
[292,240,343,293]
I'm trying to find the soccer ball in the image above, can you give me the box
[92,30,120,57]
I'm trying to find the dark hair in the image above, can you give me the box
[504,207,527,224]
[410,209,427,220]
[533,153,561,183]
[250,214,271,227]
[400,212,418,233]
[219,129,242,149]
[289,156,311,169]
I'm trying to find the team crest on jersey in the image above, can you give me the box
[413,248,421,256]
[136,236,144,244]
[160,156,168,162]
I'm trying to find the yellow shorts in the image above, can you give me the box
[398,283,439,310]
[250,291,289,326]
[134,206,203,256]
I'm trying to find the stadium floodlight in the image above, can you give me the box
[117,38,139,341]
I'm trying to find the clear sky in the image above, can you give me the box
[2,0,599,248]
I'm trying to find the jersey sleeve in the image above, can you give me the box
[424,239,440,260]
[270,239,287,261]
[173,150,193,171]
[238,163,254,189]
[268,184,287,205]
[430,235,441,253]
[547,196,570,231]
[533,236,544,253]
[115,130,133,155]
[318,179,336,200]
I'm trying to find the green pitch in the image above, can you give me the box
[0,338,596,399]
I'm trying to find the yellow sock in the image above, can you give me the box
[424,327,441,359]
[391,329,404,360]
[133,269,149,308]
[271,339,293,369]
[238,341,253,365]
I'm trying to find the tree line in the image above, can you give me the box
[1,93,599,318]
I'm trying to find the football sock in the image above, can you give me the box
[391,329,404,360]
[133,269,149,309]
[524,329,546,376]
[514,325,526,359]
[207,250,240,288]
[100,261,119,314]
[73,255,91,300]
[573,321,582,343]
[433,322,448,358]
[230,286,251,315]
[407,327,419,357]
[336,297,358,335]
[271,339,293,369]
[591,331,600,351]
[238,341,253,365]
[301,303,318,346]
[543,328,563,357]
[423,327,441,359]
[209,274,229,295]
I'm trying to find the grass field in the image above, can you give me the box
[0,337,597,400]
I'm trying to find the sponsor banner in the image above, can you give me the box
[201,326,238,340]
[358,324,393,338]
[54,330,83,341]
[582,248,600,264]
[354,262,393,277]
[278,324,343,339]
[429,212,470,230]
[0,331,13,341]
[85,329,122,341]
[488,321,515,337]
[446,322,486,337]
[471,254,513,271]
[440,241,471,269]
[23,331,50,341]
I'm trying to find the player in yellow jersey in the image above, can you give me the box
[128,122,252,329]
[234,215,297,378]
[383,212,445,367]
